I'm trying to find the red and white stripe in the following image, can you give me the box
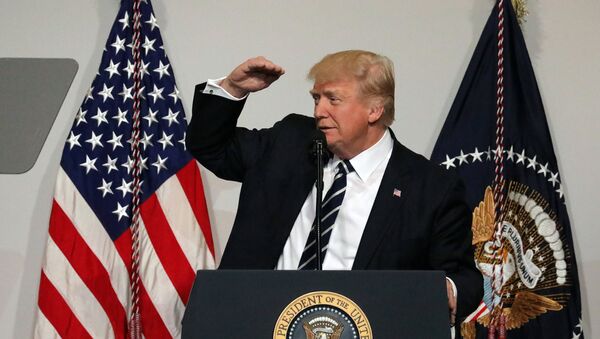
[464,301,490,323]
[34,160,215,338]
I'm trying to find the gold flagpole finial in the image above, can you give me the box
[511,0,529,24]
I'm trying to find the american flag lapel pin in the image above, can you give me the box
[393,188,402,198]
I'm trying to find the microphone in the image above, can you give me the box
[310,129,327,270]
[310,129,329,163]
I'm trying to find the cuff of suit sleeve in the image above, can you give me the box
[204,77,248,101]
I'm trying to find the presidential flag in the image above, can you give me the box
[34,0,215,337]
[431,1,583,338]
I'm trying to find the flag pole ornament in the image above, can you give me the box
[431,0,584,338]
[34,0,215,337]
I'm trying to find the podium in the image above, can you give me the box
[182,270,451,338]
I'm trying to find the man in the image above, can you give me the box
[186,50,482,324]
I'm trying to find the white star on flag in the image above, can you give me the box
[112,202,129,221]
[153,61,170,79]
[85,131,103,150]
[98,84,114,102]
[118,84,134,102]
[97,179,114,197]
[112,108,129,126]
[92,108,109,126]
[148,85,164,103]
[162,108,180,126]
[158,132,174,150]
[152,155,168,174]
[103,155,119,174]
[104,60,121,79]
[145,13,160,31]
[66,132,81,150]
[142,36,156,54]
[111,35,126,54]
[79,155,98,174]
[143,109,159,126]
[107,132,123,150]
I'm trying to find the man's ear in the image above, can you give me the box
[367,103,385,124]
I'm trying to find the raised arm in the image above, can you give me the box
[186,57,286,182]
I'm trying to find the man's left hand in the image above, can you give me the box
[447,279,457,326]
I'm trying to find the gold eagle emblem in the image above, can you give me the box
[303,318,344,339]
[462,183,569,338]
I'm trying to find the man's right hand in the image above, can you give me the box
[220,56,285,98]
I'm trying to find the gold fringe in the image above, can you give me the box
[511,0,529,24]
[461,321,476,339]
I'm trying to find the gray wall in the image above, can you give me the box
[1,0,598,337]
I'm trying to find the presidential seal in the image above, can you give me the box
[273,291,372,339]
[461,182,573,338]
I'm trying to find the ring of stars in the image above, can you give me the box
[439,145,565,200]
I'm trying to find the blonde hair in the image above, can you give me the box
[308,50,395,126]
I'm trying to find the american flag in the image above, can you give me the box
[34,0,215,337]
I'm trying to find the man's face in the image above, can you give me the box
[310,79,377,159]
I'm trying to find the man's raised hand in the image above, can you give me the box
[221,56,285,98]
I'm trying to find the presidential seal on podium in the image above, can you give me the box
[273,291,372,339]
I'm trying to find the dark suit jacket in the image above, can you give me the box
[186,83,483,318]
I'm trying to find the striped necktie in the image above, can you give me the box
[298,160,354,270]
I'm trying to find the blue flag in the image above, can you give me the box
[431,1,583,338]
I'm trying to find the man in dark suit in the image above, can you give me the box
[186,50,482,324]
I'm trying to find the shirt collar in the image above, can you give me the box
[331,129,393,182]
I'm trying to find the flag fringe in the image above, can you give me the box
[511,0,529,24]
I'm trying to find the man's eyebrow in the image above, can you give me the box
[321,89,339,96]
[309,89,342,98]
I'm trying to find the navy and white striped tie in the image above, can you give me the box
[298,160,354,270]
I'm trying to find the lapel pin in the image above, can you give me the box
[393,188,402,198]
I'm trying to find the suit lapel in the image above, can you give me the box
[352,140,413,269]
